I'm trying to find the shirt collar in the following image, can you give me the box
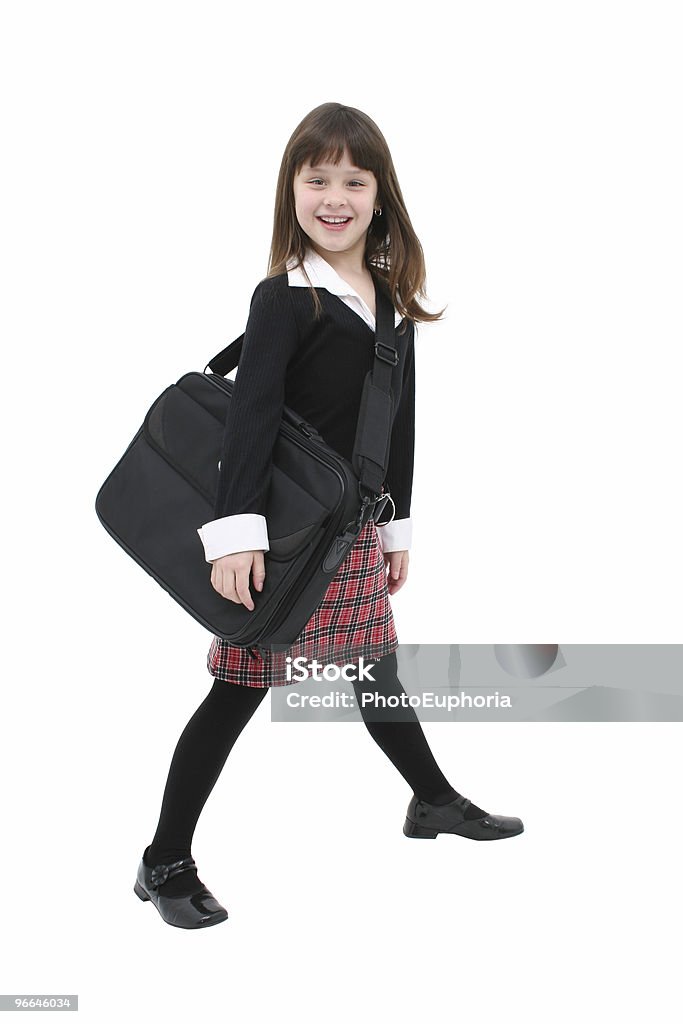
[287,247,403,329]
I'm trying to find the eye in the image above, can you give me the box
[306,178,366,187]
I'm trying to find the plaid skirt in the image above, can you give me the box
[206,518,398,687]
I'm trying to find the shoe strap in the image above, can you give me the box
[150,856,197,890]
[416,794,471,815]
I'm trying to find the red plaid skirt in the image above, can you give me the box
[206,518,398,687]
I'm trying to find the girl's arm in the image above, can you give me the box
[376,323,416,554]
[196,278,300,563]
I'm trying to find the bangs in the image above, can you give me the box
[294,125,382,179]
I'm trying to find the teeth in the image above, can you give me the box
[320,216,349,223]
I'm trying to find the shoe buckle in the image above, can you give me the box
[150,856,196,889]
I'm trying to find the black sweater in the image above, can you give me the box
[213,271,415,526]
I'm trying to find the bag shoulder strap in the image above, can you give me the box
[350,274,399,500]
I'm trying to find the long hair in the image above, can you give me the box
[265,102,446,329]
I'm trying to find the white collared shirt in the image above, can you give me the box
[286,247,405,331]
[196,249,413,561]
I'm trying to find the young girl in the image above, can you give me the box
[133,102,524,930]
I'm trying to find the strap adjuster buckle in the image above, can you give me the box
[374,341,398,366]
[373,491,395,526]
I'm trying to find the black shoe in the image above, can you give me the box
[403,794,524,841]
[133,847,229,929]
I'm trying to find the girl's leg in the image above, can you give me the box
[145,677,269,896]
[351,651,488,820]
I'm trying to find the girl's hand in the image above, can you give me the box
[384,550,409,595]
[210,550,266,610]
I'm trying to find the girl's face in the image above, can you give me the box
[292,147,379,261]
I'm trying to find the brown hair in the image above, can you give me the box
[264,102,446,329]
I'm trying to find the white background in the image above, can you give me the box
[1,1,681,1021]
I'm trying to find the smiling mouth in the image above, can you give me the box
[316,215,352,229]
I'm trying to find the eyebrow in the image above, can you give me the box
[308,166,367,174]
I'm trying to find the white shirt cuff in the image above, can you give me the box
[376,517,412,553]
[197,514,270,563]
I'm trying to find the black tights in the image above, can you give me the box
[146,651,486,894]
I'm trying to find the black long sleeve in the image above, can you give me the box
[213,277,300,520]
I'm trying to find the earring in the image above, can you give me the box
[373,206,382,216]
